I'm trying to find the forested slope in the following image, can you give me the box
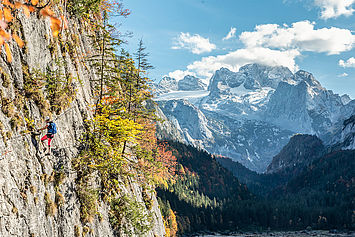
[158,140,355,235]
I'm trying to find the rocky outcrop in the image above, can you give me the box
[157,100,214,149]
[151,76,178,96]
[154,103,185,143]
[177,75,206,91]
[331,115,355,151]
[0,7,164,237]
[159,76,178,91]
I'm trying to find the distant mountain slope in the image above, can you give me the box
[177,75,206,91]
[331,114,355,151]
[282,150,355,196]
[216,156,285,195]
[266,134,326,174]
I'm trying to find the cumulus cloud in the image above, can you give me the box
[186,47,300,78]
[168,21,355,81]
[337,72,349,77]
[339,57,355,67]
[168,70,196,80]
[172,32,216,54]
[240,21,355,55]
[222,27,237,41]
[314,0,355,19]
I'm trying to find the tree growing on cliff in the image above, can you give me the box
[0,0,65,62]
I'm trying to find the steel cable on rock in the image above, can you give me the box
[0,104,86,159]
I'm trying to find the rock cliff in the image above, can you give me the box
[0,6,164,237]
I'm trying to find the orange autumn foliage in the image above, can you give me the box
[164,209,178,237]
[135,119,177,186]
[0,0,65,62]
[4,42,10,61]
[12,33,23,47]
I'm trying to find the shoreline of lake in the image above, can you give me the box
[189,230,355,237]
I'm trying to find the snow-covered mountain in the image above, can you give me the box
[152,75,206,95]
[178,75,207,91]
[154,63,355,172]
[151,76,178,95]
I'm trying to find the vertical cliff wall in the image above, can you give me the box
[0,6,164,237]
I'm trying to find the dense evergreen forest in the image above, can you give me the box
[157,141,355,235]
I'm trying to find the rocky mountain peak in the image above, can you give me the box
[178,75,206,91]
[207,67,243,91]
[207,64,295,96]
[294,70,323,89]
[341,94,352,105]
[239,63,294,89]
[159,76,178,90]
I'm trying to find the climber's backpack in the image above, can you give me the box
[48,122,57,135]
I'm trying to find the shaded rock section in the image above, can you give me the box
[177,75,206,91]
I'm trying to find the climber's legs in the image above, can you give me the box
[41,134,54,154]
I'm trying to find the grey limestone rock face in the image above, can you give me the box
[0,9,165,237]
[330,115,355,151]
[155,105,185,143]
[238,64,294,89]
[177,75,206,91]
[158,99,214,149]
[151,76,178,96]
[159,76,178,91]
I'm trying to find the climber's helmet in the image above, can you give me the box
[45,116,50,122]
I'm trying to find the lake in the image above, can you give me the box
[199,230,355,237]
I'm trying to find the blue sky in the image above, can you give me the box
[117,0,355,98]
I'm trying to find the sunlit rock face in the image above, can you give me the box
[0,12,165,237]
[178,75,206,91]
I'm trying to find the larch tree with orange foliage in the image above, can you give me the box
[0,0,65,62]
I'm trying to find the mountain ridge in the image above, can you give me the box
[154,63,355,172]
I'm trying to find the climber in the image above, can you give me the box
[38,116,57,155]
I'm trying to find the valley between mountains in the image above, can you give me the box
[153,63,355,235]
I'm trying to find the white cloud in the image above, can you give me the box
[168,70,195,80]
[240,21,355,55]
[222,27,237,41]
[314,0,355,19]
[168,21,355,81]
[339,57,355,67]
[186,47,300,79]
[172,32,216,54]
[337,72,349,77]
